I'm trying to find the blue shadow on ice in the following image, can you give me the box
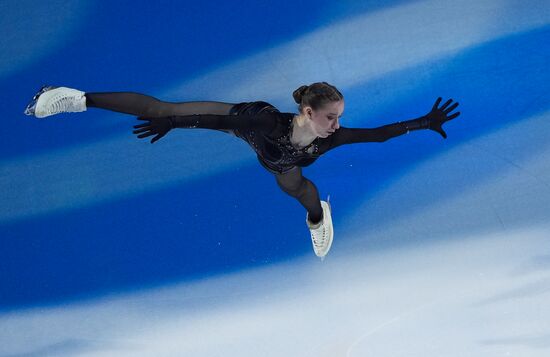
[1,23,548,310]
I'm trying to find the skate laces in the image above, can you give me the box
[48,94,81,115]
[310,226,327,249]
[311,229,326,248]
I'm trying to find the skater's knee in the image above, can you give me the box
[276,175,305,196]
[142,98,172,117]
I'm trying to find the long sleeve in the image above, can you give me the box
[325,116,429,151]
[167,113,278,132]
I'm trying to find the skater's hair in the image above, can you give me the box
[292,82,343,114]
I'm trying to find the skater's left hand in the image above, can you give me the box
[133,117,172,144]
[424,97,461,139]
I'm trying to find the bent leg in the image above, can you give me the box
[275,166,323,224]
[85,92,236,117]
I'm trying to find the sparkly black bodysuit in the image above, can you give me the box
[228,102,323,174]
[169,101,414,175]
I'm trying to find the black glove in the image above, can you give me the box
[424,97,461,139]
[133,117,174,144]
[401,97,461,139]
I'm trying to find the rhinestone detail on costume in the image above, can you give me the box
[274,116,320,166]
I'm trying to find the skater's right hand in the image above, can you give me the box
[133,117,173,144]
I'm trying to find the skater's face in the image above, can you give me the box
[304,100,344,138]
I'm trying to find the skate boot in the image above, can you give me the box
[306,195,334,260]
[24,86,86,118]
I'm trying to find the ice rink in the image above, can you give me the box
[1,0,549,356]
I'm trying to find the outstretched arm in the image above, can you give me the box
[132,113,278,143]
[327,97,460,150]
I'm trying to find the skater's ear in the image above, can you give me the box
[302,105,313,118]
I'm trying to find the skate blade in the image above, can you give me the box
[24,85,54,116]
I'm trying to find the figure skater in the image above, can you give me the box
[24,82,460,259]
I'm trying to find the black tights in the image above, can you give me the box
[85,92,323,224]
[275,166,323,224]
[85,92,236,117]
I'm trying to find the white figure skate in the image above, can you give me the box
[306,195,334,260]
[24,86,86,118]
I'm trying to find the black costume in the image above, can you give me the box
[85,92,458,224]
[171,100,421,175]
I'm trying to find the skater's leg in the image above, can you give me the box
[25,86,237,121]
[275,166,323,224]
[85,92,235,117]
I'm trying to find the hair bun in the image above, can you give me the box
[292,82,343,113]
[292,85,308,104]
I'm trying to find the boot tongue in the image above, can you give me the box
[307,218,322,229]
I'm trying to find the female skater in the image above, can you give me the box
[24,82,460,259]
